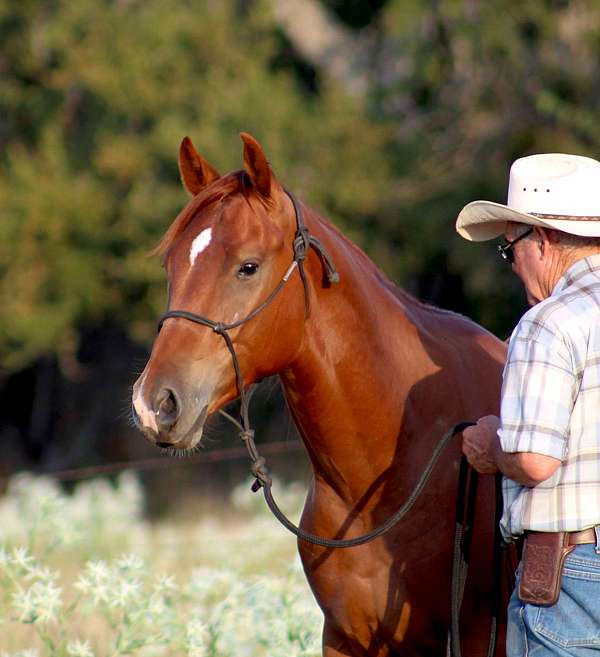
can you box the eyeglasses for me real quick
[497,228,533,264]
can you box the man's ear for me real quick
[534,227,552,257]
[178,136,220,196]
[240,132,271,198]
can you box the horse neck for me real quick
[279,207,424,498]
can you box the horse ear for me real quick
[178,136,220,196]
[240,132,271,198]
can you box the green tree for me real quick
[0,0,394,371]
[4,0,600,373]
[368,0,600,331]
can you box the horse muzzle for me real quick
[132,374,211,450]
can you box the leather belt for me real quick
[568,527,598,545]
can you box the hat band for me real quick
[530,212,600,221]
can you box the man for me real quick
[455,152,600,656]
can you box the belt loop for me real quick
[594,526,600,554]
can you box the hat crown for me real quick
[507,153,600,216]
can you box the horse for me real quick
[132,132,508,656]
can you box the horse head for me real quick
[132,134,309,450]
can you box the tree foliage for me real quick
[2,0,600,373]
[369,0,600,330]
[0,0,393,371]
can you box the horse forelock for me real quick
[153,172,253,258]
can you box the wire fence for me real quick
[0,439,303,485]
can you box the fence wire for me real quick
[0,440,303,485]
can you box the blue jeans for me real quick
[507,543,600,656]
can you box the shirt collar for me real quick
[552,253,600,296]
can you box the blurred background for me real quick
[2,0,600,511]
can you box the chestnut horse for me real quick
[132,133,507,656]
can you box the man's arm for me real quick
[462,415,561,487]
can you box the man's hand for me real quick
[462,415,562,485]
[462,415,501,474]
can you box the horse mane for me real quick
[154,177,480,329]
[153,171,249,257]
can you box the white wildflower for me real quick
[75,561,111,605]
[35,565,59,583]
[86,560,110,581]
[11,547,36,572]
[154,573,177,594]
[12,579,62,623]
[109,576,142,608]
[146,594,168,616]
[66,640,95,657]
[12,586,36,622]
[186,618,209,657]
[116,553,144,572]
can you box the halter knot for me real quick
[250,456,271,489]
[292,230,340,285]
[240,429,255,442]
[293,228,311,263]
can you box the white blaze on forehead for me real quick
[189,228,213,267]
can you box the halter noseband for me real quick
[157,189,339,487]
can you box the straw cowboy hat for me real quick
[456,153,600,241]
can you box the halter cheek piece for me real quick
[157,189,339,490]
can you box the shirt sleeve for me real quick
[498,316,576,461]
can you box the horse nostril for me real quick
[155,388,180,430]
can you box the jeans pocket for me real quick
[529,550,600,648]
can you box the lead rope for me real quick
[448,459,502,657]
[450,454,479,657]
[228,413,474,547]
[221,386,498,657]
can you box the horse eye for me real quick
[237,261,260,278]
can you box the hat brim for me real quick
[456,201,600,241]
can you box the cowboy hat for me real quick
[456,153,600,241]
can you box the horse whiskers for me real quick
[121,398,139,426]
[197,415,220,446]
[158,445,196,459]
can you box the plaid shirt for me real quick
[499,254,600,541]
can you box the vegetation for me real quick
[3,0,600,371]
[0,0,393,371]
[0,473,320,656]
